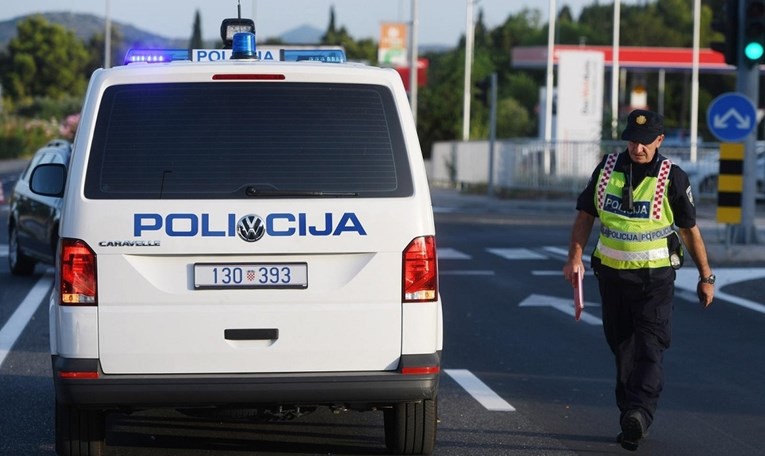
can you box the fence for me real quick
[428,139,722,196]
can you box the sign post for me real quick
[706,92,759,243]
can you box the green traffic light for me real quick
[745,41,765,61]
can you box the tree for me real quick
[0,15,89,101]
[321,6,377,62]
[86,23,124,75]
[190,10,204,50]
[326,6,337,37]
[474,9,490,49]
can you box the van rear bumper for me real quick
[52,354,440,408]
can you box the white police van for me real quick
[28,16,442,456]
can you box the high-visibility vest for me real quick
[593,153,675,270]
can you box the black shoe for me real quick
[619,410,646,451]
[617,430,650,443]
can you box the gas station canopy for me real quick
[512,45,731,72]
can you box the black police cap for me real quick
[621,109,665,144]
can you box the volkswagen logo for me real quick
[237,215,265,242]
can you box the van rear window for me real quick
[85,82,413,199]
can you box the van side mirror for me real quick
[30,163,67,197]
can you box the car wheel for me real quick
[384,399,437,455]
[8,226,36,276]
[699,175,718,196]
[55,400,105,456]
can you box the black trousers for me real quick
[597,274,674,429]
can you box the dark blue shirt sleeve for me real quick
[575,158,605,217]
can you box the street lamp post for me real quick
[410,0,419,123]
[104,0,111,69]
[462,0,474,141]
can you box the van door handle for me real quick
[224,329,279,340]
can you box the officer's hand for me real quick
[697,282,714,308]
[563,262,583,288]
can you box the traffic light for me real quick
[743,0,765,66]
[711,0,739,66]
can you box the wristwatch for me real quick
[699,274,716,284]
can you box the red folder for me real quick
[574,270,584,321]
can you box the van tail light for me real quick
[402,236,438,302]
[401,366,440,375]
[60,239,97,306]
[58,371,99,379]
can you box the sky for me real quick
[0,0,591,47]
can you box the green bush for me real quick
[0,115,60,159]
[14,95,82,120]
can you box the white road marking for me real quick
[675,269,765,314]
[444,369,516,411]
[527,267,765,316]
[438,248,472,259]
[488,248,547,260]
[542,246,569,256]
[518,293,603,325]
[0,273,53,368]
[532,270,594,277]
[0,243,7,258]
[440,270,495,276]
[543,246,591,264]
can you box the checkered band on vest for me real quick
[597,153,618,210]
[651,159,672,220]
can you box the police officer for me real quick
[562,109,714,451]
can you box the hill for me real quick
[0,12,195,51]
[0,13,332,50]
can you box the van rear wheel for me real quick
[384,399,437,455]
[55,400,105,456]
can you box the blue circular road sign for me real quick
[707,92,757,142]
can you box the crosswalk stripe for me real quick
[488,248,547,260]
[439,247,565,261]
[440,270,494,276]
[444,369,516,411]
[438,248,472,259]
[542,246,568,256]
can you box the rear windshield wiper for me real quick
[245,186,359,197]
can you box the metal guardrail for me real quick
[428,139,722,196]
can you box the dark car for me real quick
[8,139,71,275]
[679,147,765,199]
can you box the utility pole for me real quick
[736,66,760,244]
[104,0,111,69]
[710,0,761,244]
[410,0,419,123]
[462,0,474,141]
[735,0,762,244]
[487,73,497,197]
[543,0,557,174]
[610,0,620,139]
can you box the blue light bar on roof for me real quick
[124,49,190,65]
[231,32,257,59]
[124,47,347,65]
[280,49,346,63]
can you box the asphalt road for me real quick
[2,166,765,455]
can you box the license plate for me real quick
[194,263,307,289]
